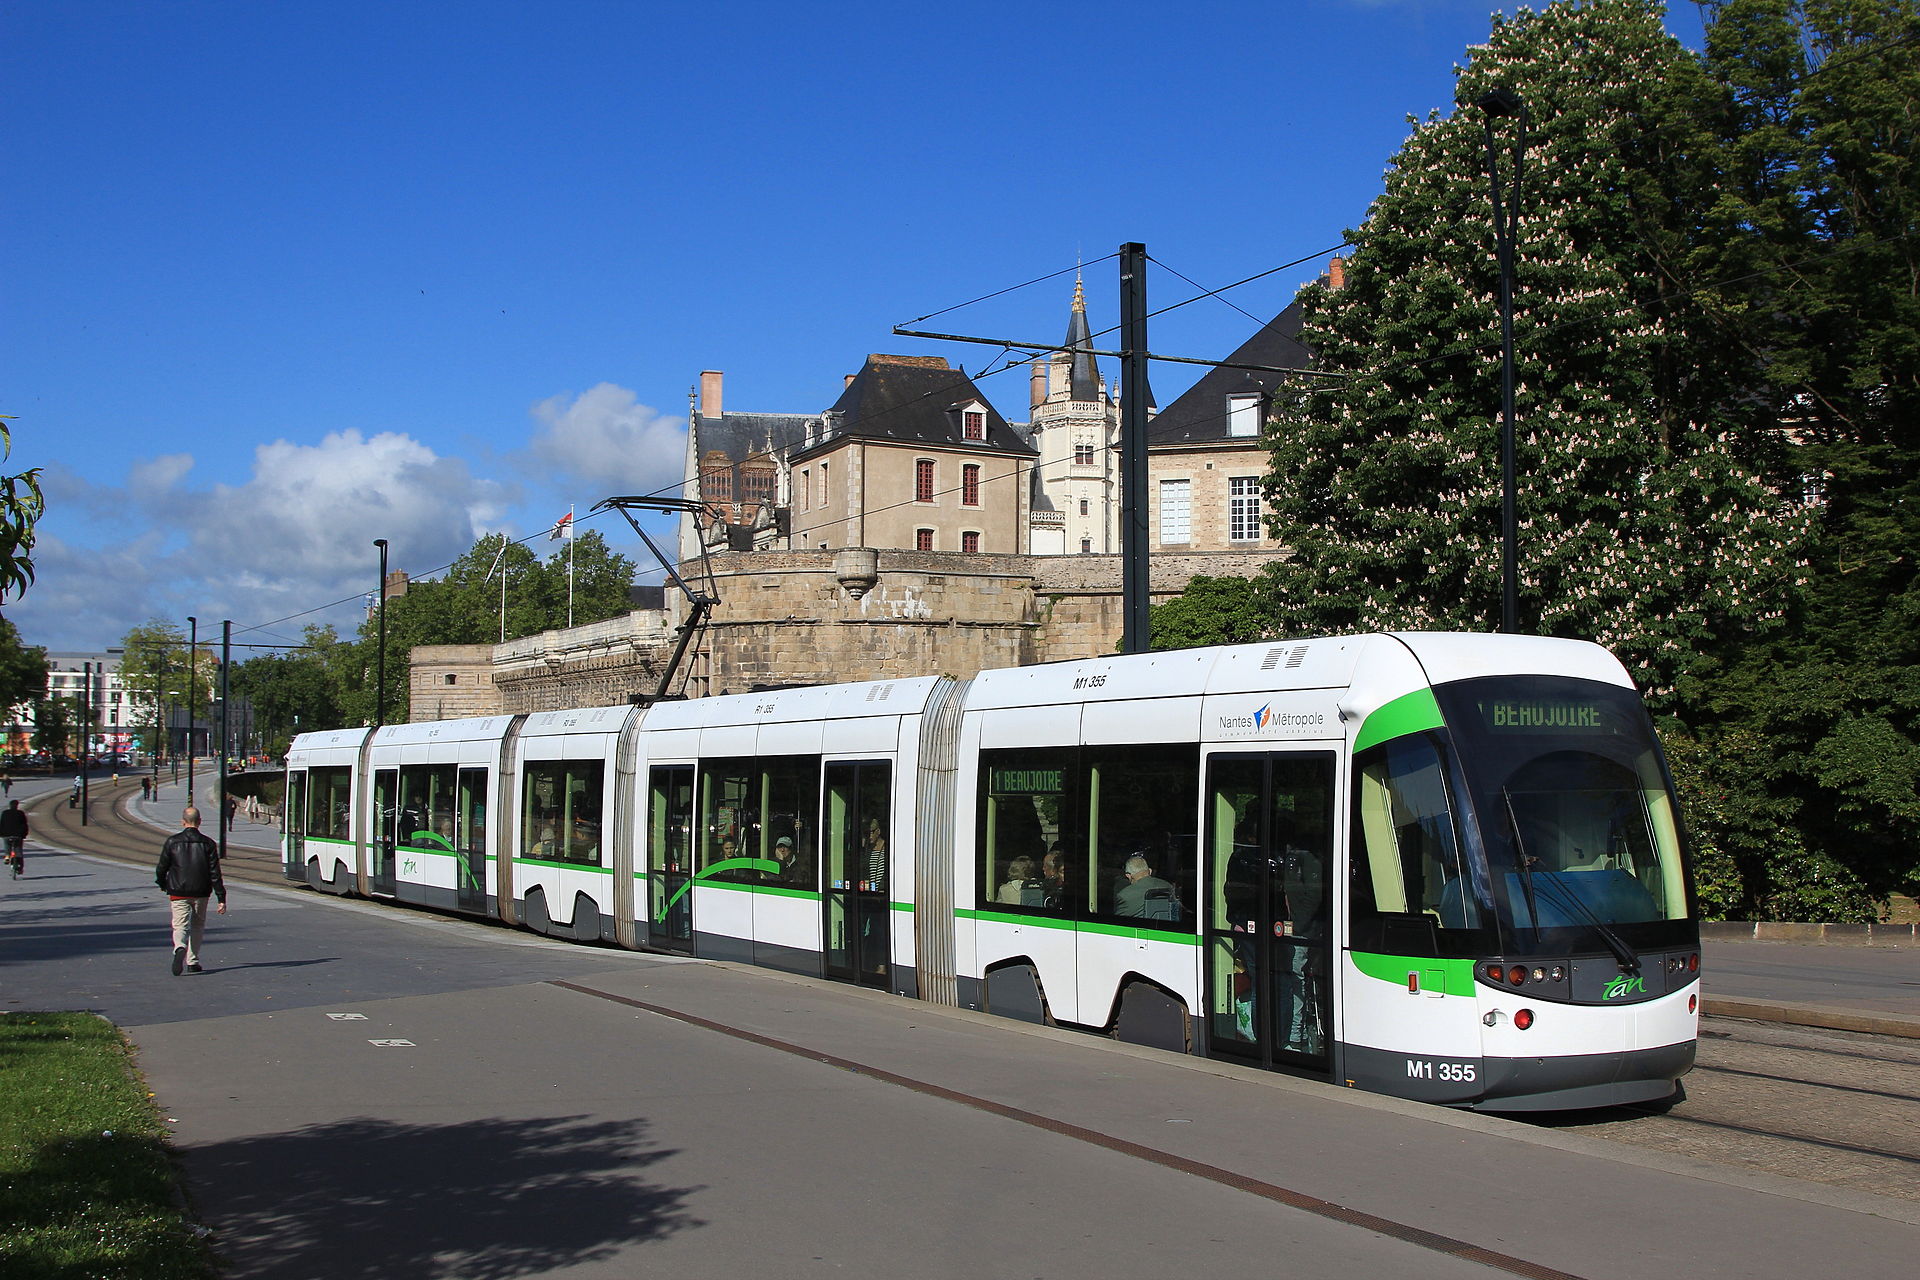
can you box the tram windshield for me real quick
[1435,675,1692,953]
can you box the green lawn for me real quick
[0,1012,217,1279]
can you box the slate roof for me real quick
[1062,279,1104,403]
[694,411,817,467]
[792,355,1035,459]
[1147,300,1314,446]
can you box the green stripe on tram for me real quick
[1348,950,1477,996]
[1354,688,1444,753]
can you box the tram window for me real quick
[306,766,352,840]
[522,760,605,866]
[399,763,457,850]
[979,749,1071,914]
[1350,735,1486,956]
[759,756,820,887]
[699,756,821,886]
[1495,752,1678,927]
[978,745,1198,929]
[649,766,695,873]
[1089,746,1198,928]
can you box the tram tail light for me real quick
[1514,1009,1535,1031]
[1689,953,1699,973]
[1507,964,1527,986]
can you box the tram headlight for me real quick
[1548,965,1565,983]
[1514,1008,1535,1031]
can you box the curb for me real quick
[1703,996,1920,1040]
[1701,920,1916,946]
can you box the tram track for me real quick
[1543,1016,1920,1203]
[23,783,291,889]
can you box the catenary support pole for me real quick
[218,621,230,864]
[1119,242,1152,654]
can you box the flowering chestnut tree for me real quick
[1254,0,1810,704]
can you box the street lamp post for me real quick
[1478,86,1529,636]
[374,539,388,728]
[186,617,197,803]
[79,661,93,825]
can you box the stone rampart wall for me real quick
[408,547,1284,717]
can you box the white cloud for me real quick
[5,429,512,651]
[196,429,512,592]
[527,383,687,501]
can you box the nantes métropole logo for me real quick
[1217,704,1268,733]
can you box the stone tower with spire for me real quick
[1025,276,1123,554]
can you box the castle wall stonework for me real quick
[408,548,1282,717]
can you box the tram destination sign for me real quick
[988,767,1063,796]
[1478,698,1613,734]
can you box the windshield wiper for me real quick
[1501,789,1543,929]
[1502,789,1640,974]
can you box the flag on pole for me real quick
[550,511,573,541]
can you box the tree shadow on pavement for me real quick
[186,1113,703,1279]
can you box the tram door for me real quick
[646,765,695,953]
[822,761,891,987]
[1204,753,1334,1071]
[284,770,307,882]
[370,767,398,896]
[456,767,487,913]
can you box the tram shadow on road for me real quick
[186,1113,703,1278]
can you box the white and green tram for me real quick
[284,632,1698,1110]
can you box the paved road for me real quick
[5,837,1917,1277]
[1704,938,1920,1018]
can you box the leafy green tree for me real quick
[229,624,349,755]
[116,620,211,758]
[31,695,79,756]
[0,615,48,716]
[1658,0,1920,911]
[1254,0,1809,704]
[1148,576,1278,651]
[0,418,44,600]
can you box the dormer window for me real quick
[963,409,986,441]
[1227,393,1262,438]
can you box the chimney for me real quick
[1327,257,1346,290]
[844,374,856,390]
[1031,358,1047,410]
[700,370,724,419]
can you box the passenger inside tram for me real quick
[1115,854,1178,920]
[998,856,1041,905]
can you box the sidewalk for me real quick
[122,768,283,853]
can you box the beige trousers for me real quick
[169,897,210,966]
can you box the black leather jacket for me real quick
[156,828,225,901]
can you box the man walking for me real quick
[0,799,27,877]
[155,806,226,974]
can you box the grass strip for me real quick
[0,1012,216,1279]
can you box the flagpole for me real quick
[567,504,575,629]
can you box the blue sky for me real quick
[1,0,1707,654]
